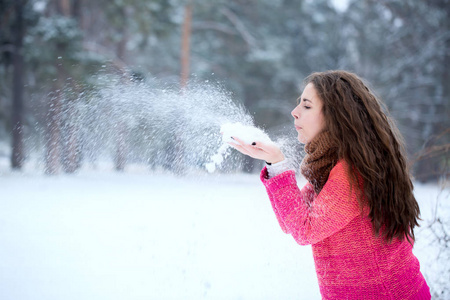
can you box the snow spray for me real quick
[43,74,294,174]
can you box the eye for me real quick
[303,105,311,109]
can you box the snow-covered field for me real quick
[0,164,447,300]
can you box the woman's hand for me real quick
[228,136,285,164]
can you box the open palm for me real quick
[228,136,285,164]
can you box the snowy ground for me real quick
[0,164,447,300]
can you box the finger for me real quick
[227,142,252,156]
[231,137,264,154]
[235,138,265,152]
[240,143,267,159]
[252,140,278,152]
[246,141,268,153]
[250,141,263,149]
[231,136,250,146]
[227,141,240,148]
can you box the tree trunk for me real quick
[180,2,192,88]
[167,3,193,175]
[45,48,64,175]
[413,3,450,182]
[62,0,83,174]
[72,0,83,24]
[114,124,126,172]
[62,87,80,174]
[45,0,71,174]
[11,0,25,169]
[45,98,61,175]
[113,7,129,172]
[55,0,71,16]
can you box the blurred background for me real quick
[0,0,448,180]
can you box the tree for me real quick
[345,0,450,181]
[45,0,75,174]
[1,0,446,178]
[11,0,26,169]
[180,1,193,88]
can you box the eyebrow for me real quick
[296,97,313,105]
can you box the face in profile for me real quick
[291,83,326,144]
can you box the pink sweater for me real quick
[261,161,431,300]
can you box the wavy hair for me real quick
[304,70,420,243]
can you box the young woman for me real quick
[229,70,431,299]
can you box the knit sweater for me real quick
[261,160,431,300]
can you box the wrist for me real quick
[265,158,292,178]
[266,154,285,165]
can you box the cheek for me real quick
[304,113,326,142]
[317,115,326,132]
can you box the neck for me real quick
[301,131,338,194]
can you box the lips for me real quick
[295,125,302,131]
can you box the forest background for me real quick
[0,0,448,181]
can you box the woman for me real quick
[229,70,431,299]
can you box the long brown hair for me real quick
[304,70,420,243]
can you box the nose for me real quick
[291,105,300,119]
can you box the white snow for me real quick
[220,122,274,145]
[0,168,318,300]
[0,166,447,300]
[205,144,230,173]
[205,122,276,173]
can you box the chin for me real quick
[297,135,307,144]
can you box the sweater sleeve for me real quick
[261,167,289,233]
[260,161,362,245]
